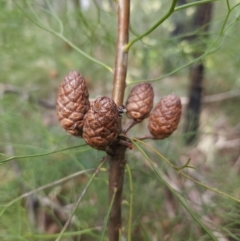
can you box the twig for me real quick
[0,83,55,109]
[56,160,105,241]
[2,169,94,213]
[215,138,240,150]
[14,0,113,73]
[36,195,78,225]
[111,2,130,106]
[174,0,218,12]
[122,119,137,133]
[0,88,39,229]
[136,135,154,140]
[2,78,240,110]
[203,89,240,103]
[125,0,178,51]
[180,89,240,105]
[108,148,126,241]
[108,0,130,240]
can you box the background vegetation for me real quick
[0,0,240,240]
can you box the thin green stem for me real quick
[122,200,150,241]
[24,227,100,239]
[132,140,240,205]
[100,187,117,241]
[127,23,229,85]
[226,0,231,11]
[132,138,194,171]
[220,8,231,35]
[45,0,64,34]
[125,0,178,51]
[55,160,105,241]
[174,0,219,12]
[55,32,113,73]
[0,169,94,218]
[0,235,26,241]
[0,144,90,164]
[220,2,240,35]
[14,0,113,73]
[180,172,240,204]
[127,47,215,85]
[126,164,133,241]
[134,142,217,241]
[15,0,52,32]
[128,0,239,85]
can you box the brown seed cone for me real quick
[56,71,90,136]
[125,83,154,122]
[83,96,121,150]
[148,94,182,139]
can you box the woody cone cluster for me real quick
[56,71,182,151]
[56,71,120,151]
[125,83,181,139]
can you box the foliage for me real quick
[1,0,240,240]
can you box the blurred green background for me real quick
[1,0,240,240]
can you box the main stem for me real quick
[112,0,130,106]
[109,0,130,241]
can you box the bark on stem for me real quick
[108,146,127,241]
[108,0,130,241]
[112,0,130,106]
